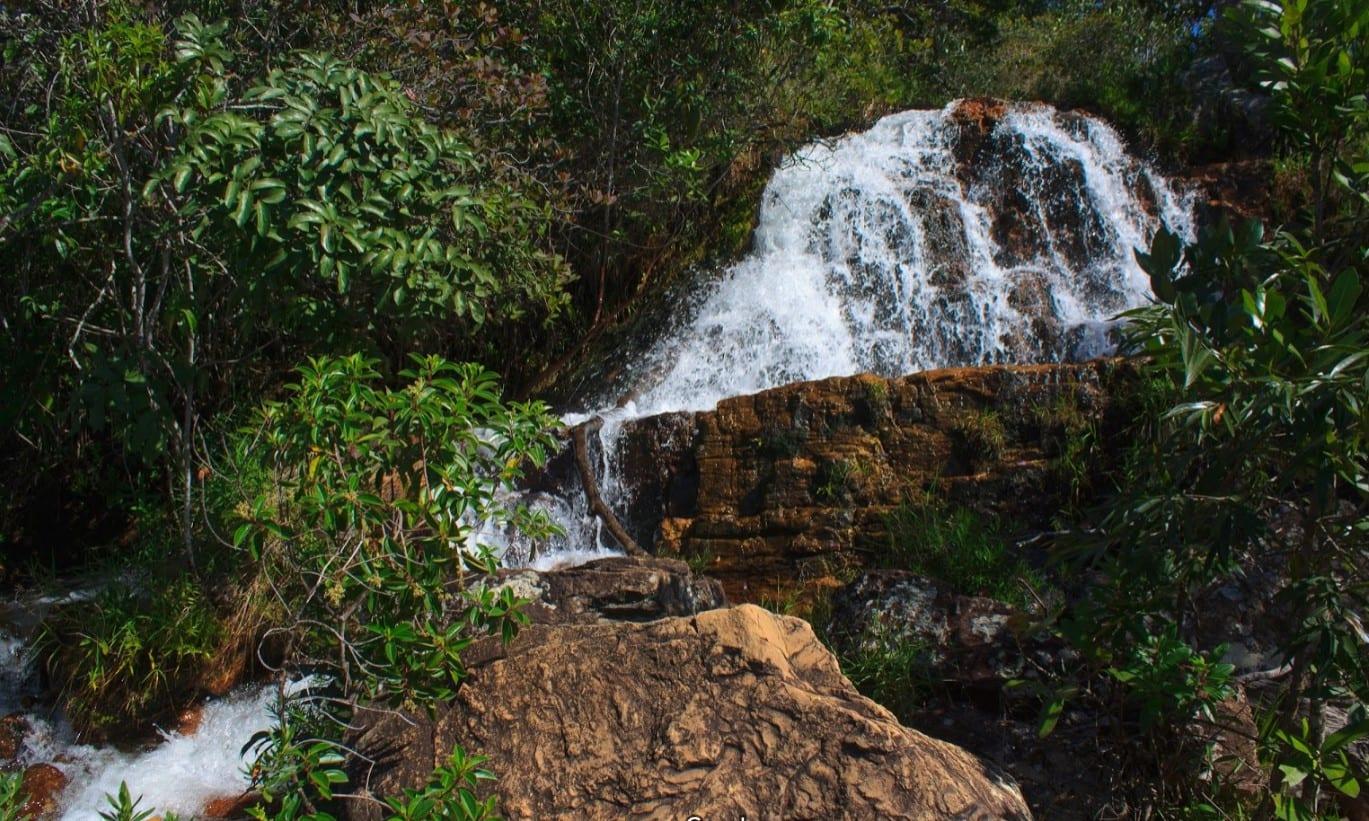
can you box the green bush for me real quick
[234,354,557,706]
[0,11,570,559]
[1051,1,1369,812]
[881,499,1041,607]
[940,0,1213,160]
[41,574,224,736]
[231,354,557,816]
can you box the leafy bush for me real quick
[0,11,570,558]
[381,747,500,821]
[940,0,1217,161]
[1106,628,1235,732]
[1051,1,1369,812]
[234,354,557,706]
[231,354,557,815]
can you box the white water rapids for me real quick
[1,101,1191,816]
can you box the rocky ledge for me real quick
[544,360,1137,602]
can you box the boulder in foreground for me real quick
[345,604,1030,820]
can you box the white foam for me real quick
[528,546,623,572]
[53,685,276,820]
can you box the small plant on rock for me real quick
[882,499,1042,607]
[949,410,1008,469]
[814,458,859,502]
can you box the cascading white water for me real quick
[611,102,1190,417]
[1,626,283,820]
[500,101,1193,562]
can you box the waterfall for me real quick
[0,102,1193,811]
[499,100,1193,562]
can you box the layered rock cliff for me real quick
[547,360,1137,602]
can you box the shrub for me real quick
[1032,392,1098,512]
[40,573,224,736]
[1051,2,1369,812]
[0,11,570,561]
[234,354,558,706]
[881,499,1041,607]
[940,0,1214,161]
[231,354,558,815]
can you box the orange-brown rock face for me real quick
[608,360,1134,602]
[345,605,1031,820]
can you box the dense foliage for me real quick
[0,0,1236,565]
[1050,0,1369,814]
[0,12,567,563]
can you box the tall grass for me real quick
[880,499,1043,607]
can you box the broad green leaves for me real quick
[235,355,558,706]
[156,39,570,345]
[0,11,571,551]
[233,355,555,819]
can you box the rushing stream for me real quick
[2,101,1192,817]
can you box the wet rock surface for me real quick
[0,714,27,767]
[19,763,67,819]
[344,604,1031,820]
[200,791,259,819]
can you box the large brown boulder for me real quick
[345,605,1030,820]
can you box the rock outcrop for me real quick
[483,555,724,625]
[566,360,1135,602]
[827,570,1060,694]
[345,604,1030,820]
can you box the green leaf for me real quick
[1328,270,1362,326]
[1277,763,1309,789]
[1325,756,1361,798]
[1037,698,1065,738]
